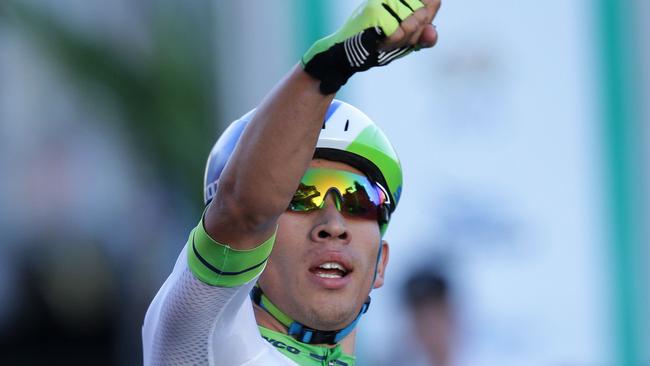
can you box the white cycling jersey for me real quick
[142,218,355,366]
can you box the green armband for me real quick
[187,218,276,287]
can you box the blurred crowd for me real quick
[0,1,216,364]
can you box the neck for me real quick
[253,303,357,355]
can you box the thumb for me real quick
[417,24,438,48]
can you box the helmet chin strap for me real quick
[250,241,383,345]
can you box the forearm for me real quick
[204,0,440,249]
[205,65,335,248]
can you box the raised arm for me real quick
[204,68,334,249]
[205,0,440,250]
[144,2,440,364]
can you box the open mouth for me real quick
[309,262,351,279]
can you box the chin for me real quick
[301,299,360,331]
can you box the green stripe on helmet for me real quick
[345,125,403,207]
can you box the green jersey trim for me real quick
[259,327,356,366]
[187,217,276,287]
[257,289,295,327]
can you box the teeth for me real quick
[316,272,343,279]
[318,262,346,271]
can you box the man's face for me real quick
[258,159,390,331]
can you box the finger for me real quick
[408,26,425,46]
[380,26,406,51]
[379,0,431,50]
[399,15,422,47]
[381,10,429,50]
[406,7,430,45]
[420,0,442,24]
[417,24,438,48]
[419,0,441,10]
[402,0,425,12]
[385,0,415,21]
[400,14,419,37]
[412,5,431,25]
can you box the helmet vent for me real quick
[344,119,350,131]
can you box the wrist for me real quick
[301,52,354,95]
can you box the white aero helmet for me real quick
[204,99,403,234]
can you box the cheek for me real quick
[277,211,311,234]
[356,221,381,251]
[275,213,309,250]
[350,222,382,275]
[268,214,310,271]
[260,236,298,293]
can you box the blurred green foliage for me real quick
[1,1,218,209]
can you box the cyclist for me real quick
[143,1,441,364]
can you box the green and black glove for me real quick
[302,0,425,94]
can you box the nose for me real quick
[309,192,350,243]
